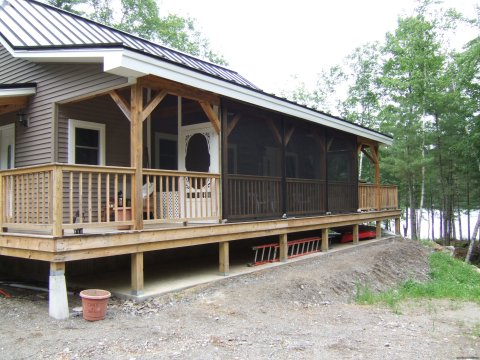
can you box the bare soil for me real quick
[1,237,480,359]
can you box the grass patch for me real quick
[355,251,480,308]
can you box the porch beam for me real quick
[109,90,131,121]
[199,101,221,134]
[226,113,241,138]
[285,126,295,146]
[138,75,220,106]
[266,119,282,145]
[0,104,25,116]
[131,252,144,295]
[141,90,168,122]
[219,241,229,276]
[130,83,144,230]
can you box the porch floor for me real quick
[68,234,395,300]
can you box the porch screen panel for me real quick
[326,130,358,213]
[224,106,282,220]
[285,120,326,215]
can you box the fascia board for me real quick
[107,50,393,145]
[0,87,36,97]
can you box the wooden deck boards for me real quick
[0,210,401,262]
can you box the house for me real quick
[0,0,400,318]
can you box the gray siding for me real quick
[58,96,131,166]
[0,44,128,167]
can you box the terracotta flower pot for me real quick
[79,289,111,321]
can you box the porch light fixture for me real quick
[16,111,28,127]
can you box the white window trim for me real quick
[68,119,106,165]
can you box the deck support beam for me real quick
[131,252,144,295]
[376,221,382,239]
[219,241,229,276]
[321,228,329,252]
[353,224,359,244]
[395,218,401,235]
[49,262,69,319]
[279,233,288,262]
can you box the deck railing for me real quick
[143,169,220,224]
[225,174,282,219]
[286,178,326,215]
[0,164,220,234]
[358,184,398,211]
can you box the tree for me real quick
[46,0,227,65]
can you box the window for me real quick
[68,119,105,165]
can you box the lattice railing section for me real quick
[250,237,321,266]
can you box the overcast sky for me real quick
[159,0,478,94]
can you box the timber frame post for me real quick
[131,83,144,230]
[395,217,401,235]
[52,166,63,237]
[359,140,381,211]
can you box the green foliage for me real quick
[46,0,227,65]
[356,251,480,308]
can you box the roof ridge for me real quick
[18,0,238,74]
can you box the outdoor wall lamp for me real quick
[16,111,29,127]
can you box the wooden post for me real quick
[131,252,144,295]
[131,83,143,230]
[321,228,329,251]
[219,241,229,276]
[376,220,382,239]
[49,262,69,319]
[395,217,401,235]
[373,146,381,211]
[279,233,288,262]
[52,166,63,237]
[0,174,4,233]
[353,224,359,244]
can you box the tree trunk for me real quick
[465,212,480,263]
[457,207,462,240]
[409,180,418,240]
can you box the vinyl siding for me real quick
[0,44,128,167]
[58,96,131,166]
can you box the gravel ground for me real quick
[1,237,480,359]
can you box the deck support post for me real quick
[131,252,144,296]
[131,83,144,231]
[321,228,329,252]
[279,233,288,262]
[395,218,401,235]
[49,262,69,319]
[219,241,229,276]
[376,221,382,239]
[353,224,359,244]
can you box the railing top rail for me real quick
[226,174,282,181]
[59,164,136,174]
[286,178,326,183]
[359,183,398,189]
[143,168,220,178]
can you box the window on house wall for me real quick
[68,119,105,165]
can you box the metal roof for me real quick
[0,0,393,144]
[0,0,259,90]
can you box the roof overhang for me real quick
[1,40,392,145]
[0,83,37,115]
[105,50,393,145]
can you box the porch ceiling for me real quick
[0,84,37,115]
